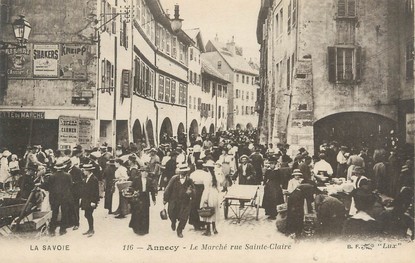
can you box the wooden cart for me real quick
[223,185,263,223]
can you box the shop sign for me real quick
[406,113,415,144]
[0,111,45,119]
[33,44,59,77]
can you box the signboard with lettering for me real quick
[78,118,94,149]
[6,46,32,78]
[60,44,88,79]
[406,113,415,144]
[33,44,60,77]
[58,116,79,150]
[0,111,45,119]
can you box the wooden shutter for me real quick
[347,0,356,17]
[355,46,362,82]
[121,70,131,98]
[338,0,346,17]
[328,47,337,82]
[0,52,8,97]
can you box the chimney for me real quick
[214,33,219,42]
[226,36,236,55]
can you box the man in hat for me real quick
[25,146,45,171]
[68,159,84,230]
[176,145,186,165]
[39,161,73,236]
[233,155,257,185]
[80,164,100,237]
[163,164,196,238]
[287,169,303,194]
[188,160,210,230]
[262,156,284,220]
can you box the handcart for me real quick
[223,185,263,223]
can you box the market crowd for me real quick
[0,128,413,240]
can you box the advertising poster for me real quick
[60,44,88,79]
[58,116,79,150]
[33,44,59,77]
[78,117,95,149]
[6,46,32,78]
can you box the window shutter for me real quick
[328,47,336,82]
[347,0,356,17]
[0,52,8,97]
[355,46,362,82]
[121,70,131,98]
[338,0,346,17]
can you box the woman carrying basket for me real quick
[199,160,220,236]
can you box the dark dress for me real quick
[129,174,156,235]
[69,166,84,227]
[103,165,116,212]
[262,169,284,217]
[342,217,382,238]
[250,153,264,184]
[286,183,316,236]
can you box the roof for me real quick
[206,40,259,76]
[184,28,205,52]
[201,58,230,83]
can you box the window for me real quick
[190,48,193,60]
[155,24,161,47]
[235,105,239,115]
[328,46,362,82]
[166,31,171,55]
[198,98,202,111]
[236,89,240,98]
[193,72,197,84]
[133,58,140,93]
[145,67,151,97]
[275,13,279,37]
[251,106,254,114]
[246,106,249,115]
[336,20,356,44]
[171,80,176,103]
[292,0,297,28]
[224,74,230,81]
[242,91,245,100]
[287,57,291,89]
[407,41,414,79]
[141,62,145,94]
[179,43,184,63]
[251,91,254,101]
[165,78,170,102]
[287,2,291,34]
[236,74,239,82]
[161,28,166,51]
[189,70,193,83]
[218,61,222,69]
[172,37,177,59]
[120,20,128,48]
[337,0,356,18]
[149,70,154,98]
[218,106,221,119]
[252,77,254,85]
[279,9,283,35]
[146,9,151,36]
[298,104,308,111]
[189,95,192,108]
[194,97,196,109]
[246,91,249,100]
[241,105,244,115]
[158,75,164,101]
[112,7,117,34]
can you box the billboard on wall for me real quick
[33,44,60,77]
[58,116,95,150]
[6,47,32,78]
[60,44,88,79]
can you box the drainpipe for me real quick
[154,101,159,146]
[95,33,101,148]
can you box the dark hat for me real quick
[318,153,326,159]
[268,156,278,163]
[298,147,306,153]
[85,148,93,153]
[351,188,376,211]
[107,158,116,165]
[81,163,95,171]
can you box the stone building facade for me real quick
[257,0,414,156]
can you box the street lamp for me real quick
[12,15,32,46]
[0,15,31,49]
[170,4,183,33]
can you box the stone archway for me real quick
[160,117,173,144]
[132,119,142,144]
[209,123,215,135]
[189,119,198,143]
[313,111,396,152]
[177,122,186,146]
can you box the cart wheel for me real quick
[224,199,229,219]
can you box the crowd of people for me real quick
[0,128,413,240]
